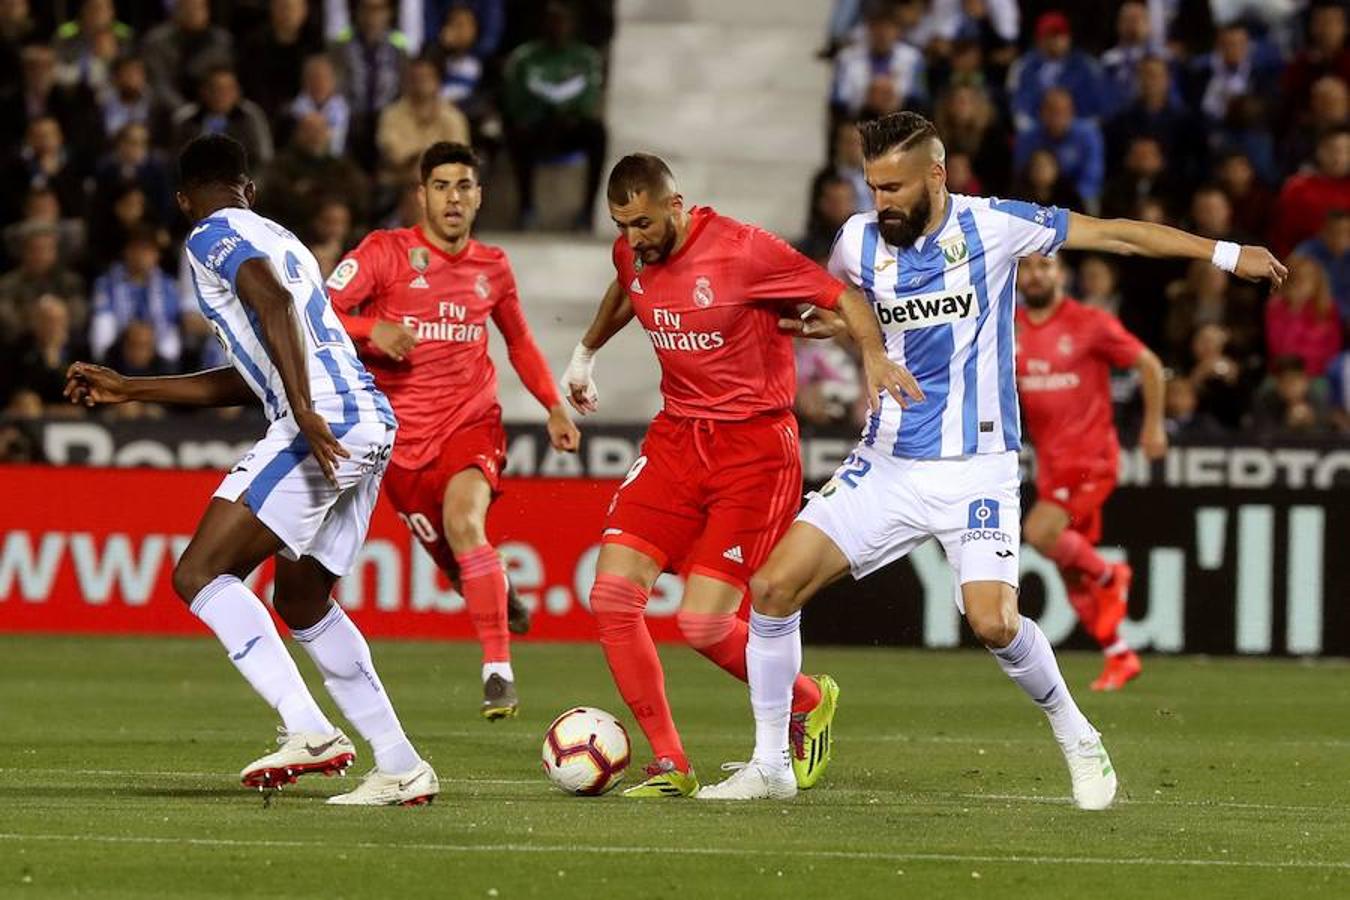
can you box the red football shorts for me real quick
[602,410,803,592]
[1037,462,1116,545]
[382,407,507,575]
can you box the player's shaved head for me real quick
[607,153,685,266]
[176,134,254,223]
[859,111,945,166]
[858,112,948,248]
[606,153,676,206]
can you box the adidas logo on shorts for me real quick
[722,545,744,563]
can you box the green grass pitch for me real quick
[1,635,1347,899]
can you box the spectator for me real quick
[89,184,161,274]
[796,338,863,428]
[171,66,274,167]
[1281,75,1348,175]
[239,0,325,126]
[1100,135,1172,220]
[1188,23,1278,123]
[1163,374,1226,440]
[1215,150,1276,240]
[92,122,173,231]
[1326,348,1350,431]
[1293,208,1350,319]
[1164,259,1263,365]
[945,151,982,195]
[0,43,103,168]
[308,197,355,279]
[377,57,470,189]
[260,112,371,231]
[8,294,85,411]
[0,0,35,90]
[1212,94,1280,189]
[53,0,132,90]
[1269,125,1350,257]
[933,83,1010,195]
[503,1,607,229]
[1077,255,1121,317]
[98,54,172,147]
[1007,11,1104,132]
[816,119,871,215]
[422,0,506,62]
[428,5,487,119]
[0,224,86,338]
[141,0,233,112]
[102,321,170,420]
[1265,254,1344,378]
[1010,148,1083,212]
[3,186,86,267]
[1012,88,1104,211]
[0,116,89,222]
[797,172,858,265]
[1188,183,1252,244]
[1188,323,1250,430]
[1104,56,1201,178]
[332,0,409,171]
[1100,1,1162,117]
[89,226,180,367]
[288,54,351,156]
[1251,354,1333,436]
[1281,1,1350,126]
[831,1,927,120]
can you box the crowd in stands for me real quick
[797,0,1350,440]
[0,0,612,430]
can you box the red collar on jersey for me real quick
[649,206,714,269]
[413,224,474,264]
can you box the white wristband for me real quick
[569,342,596,369]
[1211,241,1240,274]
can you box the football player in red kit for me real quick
[329,142,580,718]
[1015,253,1166,691]
[562,153,919,796]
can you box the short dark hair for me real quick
[606,153,675,205]
[858,111,940,161]
[1272,353,1307,376]
[177,134,249,189]
[419,141,480,183]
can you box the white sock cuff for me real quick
[749,609,800,639]
[189,575,243,618]
[291,603,346,643]
[993,615,1038,666]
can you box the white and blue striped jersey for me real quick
[185,207,395,432]
[827,194,1070,459]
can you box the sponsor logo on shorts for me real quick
[874,289,976,332]
[722,545,744,563]
[961,529,1012,546]
[967,498,1000,529]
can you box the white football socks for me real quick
[992,615,1095,747]
[747,609,801,769]
[292,603,421,775]
[482,661,515,683]
[190,575,334,735]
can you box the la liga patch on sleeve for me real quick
[327,258,359,290]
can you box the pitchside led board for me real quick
[2,420,1347,657]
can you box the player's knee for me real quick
[749,569,802,618]
[443,508,486,551]
[968,605,1020,649]
[676,610,735,649]
[588,573,646,632]
[1023,517,1059,554]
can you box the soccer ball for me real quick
[541,707,631,796]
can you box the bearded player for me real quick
[700,111,1285,806]
[1016,253,1165,692]
[328,142,580,720]
[561,153,918,797]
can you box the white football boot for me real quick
[696,760,797,801]
[326,760,440,806]
[1064,731,1118,810]
[240,728,356,789]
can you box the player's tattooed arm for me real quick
[1134,347,1168,460]
[64,363,255,407]
[1063,213,1288,287]
[235,257,349,485]
[835,288,925,411]
[564,278,633,414]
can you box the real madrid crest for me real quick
[693,275,714,308]
[1058,334,1074,356]
[474,273,491,299]
[409,247,431,288]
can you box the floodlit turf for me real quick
[0,636,1347,899]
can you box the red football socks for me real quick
[1047,529,1111,583]
[455,545,510,664]
[678,611,822,714]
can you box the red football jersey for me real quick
[1016,297,1144,475]
[328,226,559,469]
[612,207,846,419]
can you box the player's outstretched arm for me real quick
[64,362,256,408]
[1134,347,1168,460]
[835,288,925,411]
[235,257,348,485]
[564,278,633,415]
[1063,213,1288,287]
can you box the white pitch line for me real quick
[0,832,1345,871]
[954,793,1345,815]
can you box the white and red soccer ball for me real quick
[541,707,631,796]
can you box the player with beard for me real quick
[699,111,1285,806]
[562,153,919,797]
[328,142,580,720]
[1016,253,1165,691]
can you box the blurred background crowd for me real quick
[0,0,1347,447]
